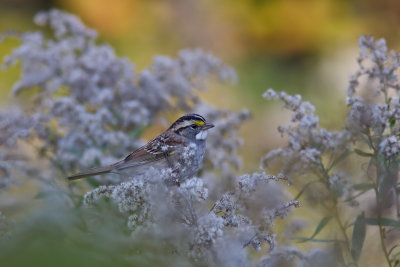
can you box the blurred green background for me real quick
[1,1,399,266]
[0,0,398,154]
[1,0,400,169]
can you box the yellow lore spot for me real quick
[194,120,205,126]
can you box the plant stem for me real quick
[374,186,393,267]
[369,126,393,267]
[320,164,354,265]
[333,200,354,265]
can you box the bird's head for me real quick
[169,114,214,140]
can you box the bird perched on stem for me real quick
[67,114,214,185]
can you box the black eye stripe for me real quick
[175,124,197,133]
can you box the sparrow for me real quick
[67,114,214,184]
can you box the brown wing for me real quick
[67,132,186,180]
[115,132,186,171]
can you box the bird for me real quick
[67,114,214,185]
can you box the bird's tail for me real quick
[67,165,115,180]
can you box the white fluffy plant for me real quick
[0,9,301,267]
[0,9,238,185]
[263,36,400,266]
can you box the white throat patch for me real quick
[196,131,208,140]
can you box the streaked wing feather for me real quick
[117,147,166,170]
[116,133,184,171]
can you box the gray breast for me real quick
[164,140,205,181]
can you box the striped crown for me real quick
[169,114,206,131]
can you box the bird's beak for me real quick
[202,122,215,130]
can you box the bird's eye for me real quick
[191,125,198,129]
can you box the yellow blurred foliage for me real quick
[226,0,356,55]
[61,0,140,37]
